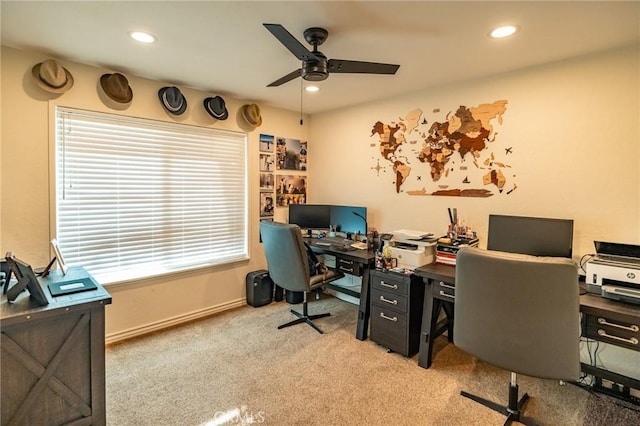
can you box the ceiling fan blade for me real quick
[267,69,302,87]
[328,59,400,75]
[263,23,318,62]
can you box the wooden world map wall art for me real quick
[370,100,515,197]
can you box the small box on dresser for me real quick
[370,269,425,357]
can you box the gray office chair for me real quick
[454,247,579,426]
[260,221,343,334]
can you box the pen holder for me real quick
[383,257,398,271]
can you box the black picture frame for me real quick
[5,253,49,306]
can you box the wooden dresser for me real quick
[1,267,111,426]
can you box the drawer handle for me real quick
[380,312,398,322]
[440,282,455,290]
[439,290,455,299]
[339,259,354,265]
[380,281,398,290]
[379,296,398,305]
[338,266,352,272]
[597,329,639,345]
[597,317,639,332]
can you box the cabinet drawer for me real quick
[336,257,361,276]
[371,272,409,296]
[371,287,408,313]
[432,279,456,301]
[370,305,409,355]
[584,314,640,352]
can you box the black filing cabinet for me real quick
[370,270,424,357]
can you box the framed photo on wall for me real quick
[276,174,307,206]
[276,137,307,171]
[259,154,274,172]
[260,173,274,190]
[259,133,274,153]
[260,192,275,217]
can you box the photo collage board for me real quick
[259,134,308,224]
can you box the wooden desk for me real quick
[1,267,112,426]
[414,263,640,395]
[306,239,375,340]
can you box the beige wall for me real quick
[2,43,640,379]
[309,44,640,380]
[1,46,307,341]
[310,45,640,258]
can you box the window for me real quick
[55,107,248,284]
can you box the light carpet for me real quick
[105,295,640,425]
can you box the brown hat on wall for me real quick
[99,73,133,103]
[31,59,74,94]
[241,103,262,128]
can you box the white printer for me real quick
[387,229,437,270]
[585,241,640,304]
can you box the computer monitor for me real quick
[288,204,331,234]
[487,214,574,258]
[5,252,49,306]
[330,205,367,237]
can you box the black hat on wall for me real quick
[32,59,74,94]
[100,73,133,103]
[158,86,187,115]
[203,96,228,120]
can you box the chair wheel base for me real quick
[278,309,331,334]
[461,383,534,426]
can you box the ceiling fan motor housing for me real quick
[302,51,328,81]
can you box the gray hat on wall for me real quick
[31,59,74,93]
[100,73,133,103]
[203,96,228,120]
[158,86,187,115]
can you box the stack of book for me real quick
[435,237,479,265]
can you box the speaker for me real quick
[246,270,273,307]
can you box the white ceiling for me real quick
[2,1,638,114]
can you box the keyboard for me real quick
[318,236,349,244]
[330,245,355,252]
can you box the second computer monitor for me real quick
[487,214,574,258]
[331,205,367,236]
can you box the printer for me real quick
[585,241,640,305]
[387,230,437,270]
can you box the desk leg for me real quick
[442,301,454,343]
[418,282,436,368]
[356,266,371,341]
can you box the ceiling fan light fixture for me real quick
[490,25,518,39]
[130,31,156,43]
[305,85,319,92]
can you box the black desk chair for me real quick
[260,221,343,334]
[454,247,580,425]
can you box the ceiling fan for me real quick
[263,23,400,87]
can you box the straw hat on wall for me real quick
[31,59,74,94]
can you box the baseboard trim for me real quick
[105,298,247,345]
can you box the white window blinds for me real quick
[55,107,248,284]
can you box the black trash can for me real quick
[245,270,273,307]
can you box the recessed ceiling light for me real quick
[490,25,518,39]
[130,31,156,43]
[305,85,319,93]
